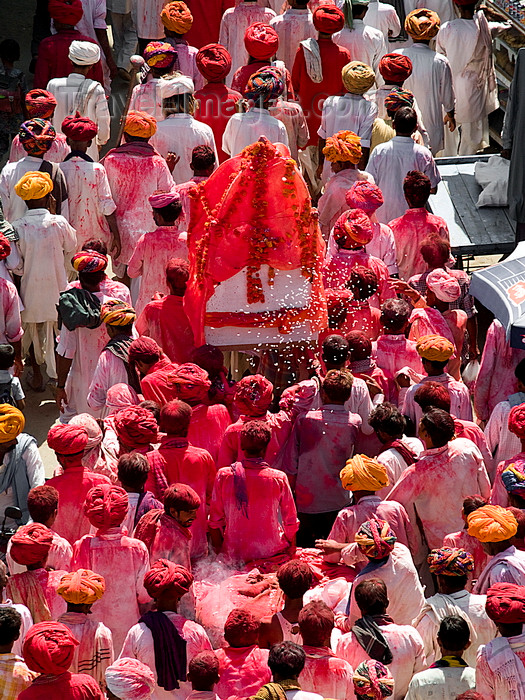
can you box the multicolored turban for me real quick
[467,505,518,543]
[161,1,193,34]
[342,61,375,95]
[18,118,56,156]
[114,406,158,447]
[25,89,57,119]
[149,190,181,209]
[48,0,84,25]
[346,181,383,213]
[244,23,279,61]
[10,523,53,566]
[355,519,397,560]
[47,423,89,455]
[14,170,53,201]
[167,363,211,405]
[340,455,389,492]
[0,234,11,262]
[508,404,525,439]
[124,111,157,139]
[234,374,273,417]
[23,622,79,675]
[61,112,98,141]
[100,299,136,326]
[383,87,414,115]
[486,582,525,624]
[312,5,345,33]
[0,405,24,443]
[426,268,461,303]
[405,8,440,40]
[323,130,362,164]
[84,483,129,530]
[333,209,373,248]
[353,659,394,700]
[244,67,284,103]
[144,559,193,598]
[415,334,454,362]
[427,547,475,577]
[71,250,108,273]
[502,459,525,495]
[196,43,232,82]
[143,41,177,69]
[378,53,413,84]
[106,658,156,699]
[56,569,105,605]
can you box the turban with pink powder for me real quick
[84,483,129,530]
[106,657,156,699]
[144,559,193,598]
[23,622,79,675]
[426,268,461,303]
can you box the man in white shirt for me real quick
[270,0,316,73]
[334,0,387,73]
[363,0,401,40]
[223,67,289,157]
[47,41,111,161]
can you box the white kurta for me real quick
[364,0,401,39]
[132,0,165,39]
[129,79,165,122]
[405,666,476,700]
[270,9,317,73]
[87,348,130,412]
[416,0,455,24]
[333,19,387,72]
[222,108,289,157]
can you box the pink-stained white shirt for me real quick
[363,0,401,39]
[300,645,355,700]
[218,411,291,468]
[388,438,491,558]
[402,373,473,424]
[130,79,164,122]
[132,0,165,40]
[59,156,116,251]
[86,346,131,412]
[318,168,374,240]
[336,621,426,700]
[476,632,525,700]
[163,39,204,92]
[372,334,424,404]
[6,568,67,623]
[270,9,317,72]
[375,436,425,498]
[333,20,387,72]
[120,611,212,700]
[9,133,70,163]
[322,248,394,307]
[209,457,299,563]
[72,525,151,652]
[340,300,382,340]
[7,530,72,576]
[58,611,114,687]
[127,227,188,315]
[0,277,23,345]
[137,510,193,571]
[388,207,449,281]
[269,98,310,161]
[222,108,290,157]
[485,400,522,467]
[188,403,231,465]
[454,416,494,481]
[474,545,525,594]
[215,645,271,700]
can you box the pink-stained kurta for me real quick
[6,568,68,622]
[408,305,466,381]
[375,436,425,499]
[9,133,70,163]
[476,632,525,700]
[18,671,104,700]
[372,334,425,404]
[217,411,291,468]
[129,79,165,122]
[300,645,355,700]
[485,400,522,468]
[388,207,449,281]
[388,438,491,559]
[209,457,299,564]
[127,227,188,315]
[341,301,382,341]
[135,510,193,570]
[402,373,473,424]
[270,8,317,75]
[0,277,23,345]
[318,168,374,240]
[443,529,490,583]
[7,530,72,576]
[322,248,395,308]
[136,294,196,365]
[58,611,114,687]
[454,416,494,481]
[120,611,212,700]
[72,526,151,652]
[215,645,271,700]
[189,403,231,464]
[47,467,112,544]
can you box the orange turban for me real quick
[14,171,53,201]
[333,209,373,247]
[0,404,24,443]
[405,8,440,40]
[57,569,105,605]
[23,622,79,675]
[10,523,53,566]
[467,505,518,543]
[124,110,157,139]
[323,130,361,164]
[416,334,454,362]
[340,454,389,492]
[161,1,193,34]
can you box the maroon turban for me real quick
[486,582,525,624]
[144,559,193,598]
[10,523,53,566]
[0,234,11,261]
[165,483,201,512]
[61,112,98,141]
[312,5,345,34]
[47,423,89,455]
[128,337,162,365]
[25,89,57,119]
[196,43,232,82]
[23,622,79,675]
[167,363,211,405]
[234,374,273,417]
[84,483,129,530]
[378,53,413,84]
[244,23,279,61]
[114,406,158,447]
[48,0,84,25]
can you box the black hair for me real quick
[0,344,15,370]
[117,452,150,491]
[437,615,470,651]
[420,408,455,447]
[0,607,21,646]
[368,403,405,438]
[0,40,20,63]
[516,358,525,386]
[153,200,183,223]
[394,106,417,134]
[268,641,306,678]
[322,334,349,366]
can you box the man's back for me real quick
[223,109,289,157]
[406,665,476,700]
[270,9,317,70]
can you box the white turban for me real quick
[68,40,101,66]
[426,268,461,303]
[160,75,195,99]
[105,658,155,699]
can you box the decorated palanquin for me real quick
[185,138,328,348]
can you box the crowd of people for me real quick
[0,0,521,696]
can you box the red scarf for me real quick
[380,439,418,466]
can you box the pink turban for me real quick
[128,337,162,365]
[426,268,461,303]
[10,523,53,566]
[106,383,140,415]
[114,406,158,447]
[334,209,374,248]
[23,622,79,675]
[167,363,211,405]
[106,658,156,699]
[234,374,273,417]
[144,559,193,598]
[346,181,384,213]
[148,190,181,209]
[84,483,129,530]
[47,423,89,455]
[69,413,103,470]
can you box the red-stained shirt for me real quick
[215,645,271,700]
[194,84,242,163]
[218,411,292,468]
[33,30,103,89]
[18,672,104,700]
[189,403,232,464]
[140,361,180,405]
[136,295,195,364]
[185,0,236,49]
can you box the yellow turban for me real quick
[14,171,53,201]
[467,505,518,543]
[57,569,105,605]
[416,334,454,362]
[161,1,193,34]
[0,405,25,443]
[342,61,375,95]
[100,299,136,326]
[340,454,389,492]
[323,130,362,164]
[405,8,440,40]
[124,110,157,139]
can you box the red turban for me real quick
[144,559,193,598]
[128,337,162,365]
[48,0,83,25]
[84,483,129,530]
[378,53,413,84]
[167,363,211,405]
[312,5,345,34]
[61,112,98,141]
[234,374,273,417]
[244,23,279,61]
[196,43,232,82]
[47,423,89,455]
[25,89,57,119]
[486,582,525,624]
[509,404,525,439]
[114,406,158,447]
[165,483,201,511]
[23,622,79,675]
[10,523,53,566]
[346,181,383,213]
[0,234,11,261]
[334,208,374,248]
